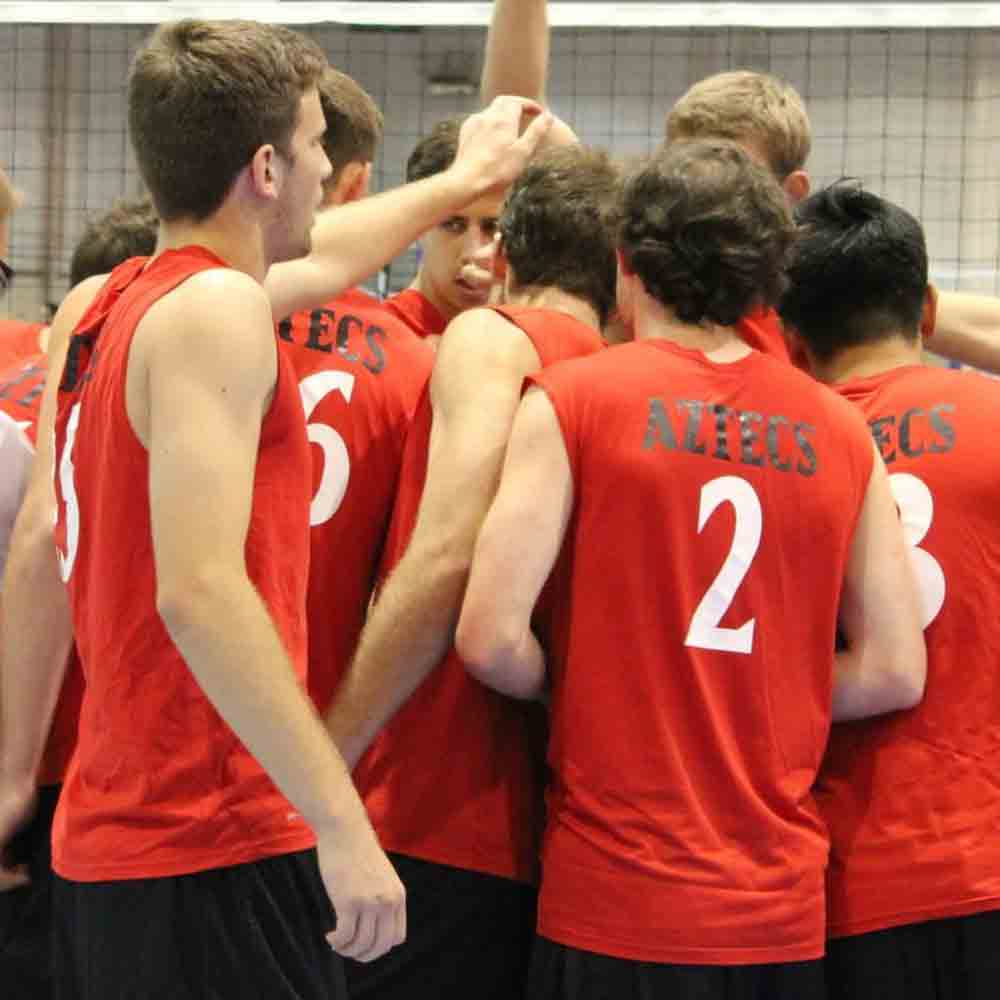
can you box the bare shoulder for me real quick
[436,306,538,372]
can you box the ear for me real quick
[920,283,939,342]
[249,144,282,201]
[492,233,509,285]
[327,161,371,207]
[616,248,633,275]
[782,169,810,205]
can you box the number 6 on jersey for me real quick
[299,371,355,526]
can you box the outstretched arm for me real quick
[481,0,550,104]
[931,290,1000,374]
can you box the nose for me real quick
[464,226,495,265]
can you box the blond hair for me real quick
[666,71,811,179]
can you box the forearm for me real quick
[160,571,373,839]
[931,291,1000,374]
[326,550,469,769]
[481,0,549,103]
[0,507,72,782]
[832,644,923,722]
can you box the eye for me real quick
[441,217,466,234]
[480,219,499,238]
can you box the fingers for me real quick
[513,111,554,157]
[0,863,30,893]
[326,903,358,955]
[486,95,544,121]
[326,895,406,964]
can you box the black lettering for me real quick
[60,333,94,392]
[307,309,336,353]
[17,381,43,408]
[364,325,387,374]
[766,415,791,472]
[336,314,363,363]
[795,422,818,477]
[0,364,44,401]
[711,404,734,461]
[739,410,765,467]
[898,407,926,458]
[929,403,956,454]
[676,400,706,455]
[869,415,896,464]
[643,398,677,450]
[276,316,294,343]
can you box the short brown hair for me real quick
[619,140,794,326]
[318,67,383,182]
[128,19,327,222]
[500,146,620,326]
[667,71,811,179]
[70,196,158,286]
[405,117,463,182]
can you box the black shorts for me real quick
[53,848,345,1000]
[345,851,537,1000]
[826,909,1000,1000]
[0,783,60,998]
[527,934,826,1000]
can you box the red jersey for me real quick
[817,365,1000,938]
[383,288,448,342]
[530,338,874,964]
[737,305,791,363]
[354,306,604,883]
[51,247,314,881]
[0,353,83,786]
[277,292,433,712]
[0,319,44,371]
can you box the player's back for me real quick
[277,290,433,711]
[817,363,1000,937]
[532,337,874,965]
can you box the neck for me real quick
[633,296,750,363]
[504,285,601,330]
[811,334,923,385]
[158,202,270,283]
[409,270,453,323]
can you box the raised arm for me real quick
[833,442,927,721]
[0,273,103,889]
[264,95,551,319]
[144,273,403,963]
[481,0,550,104]
[0,166,20,269]
[325,310,541,767]
[931,290,1000,374]
[456,386,572,699]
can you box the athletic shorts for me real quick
[0,783,60,998]
[826,909,1000,1000]
[527,934,827,1000]
[345,851,538,1000]
[53,848,345,1000]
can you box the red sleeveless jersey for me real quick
[817,364,1000,938]
[0,352,83,786]
[530,338,873,964]
[0,319,44,371]
[51,247,314,881]
[277,292,433,713]
[353,305,604,883]
[737,305,791,363]
[383,288,448,342]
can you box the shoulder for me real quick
[436,307,539,372]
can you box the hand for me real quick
[450,95,553,199]
[0,778,36,892]
[318,820,406,963]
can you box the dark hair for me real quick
[128,19,327,222]
[779,181,927,363]
[499,146,620,326]
[405,117,463,182]
[70,196,158,286]
[318,67,383,181]
[619,140,794,326]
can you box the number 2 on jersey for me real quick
[299,371,355,526]
[685,476,763,655]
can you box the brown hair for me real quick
[70,196,158,286]
[128,19,327,222]
[500,145,620,326]
[318,67,384,182]
[619,140,794,327]
[405,116,463,182]
[666,71,811,179]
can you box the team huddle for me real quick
[0,5,998,1000]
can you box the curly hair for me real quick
[499,145,620,326]
[618,140,794,327]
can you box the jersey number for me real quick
[55,401,82,582]
[888,472,945,628]
[685,476,763,655]
[299,372,355,527]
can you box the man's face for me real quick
[416,193,505,322]
[272,88,332,263]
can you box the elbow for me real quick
[892,643,927,711]
[155,565,232,638]
[455,609,521,690]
